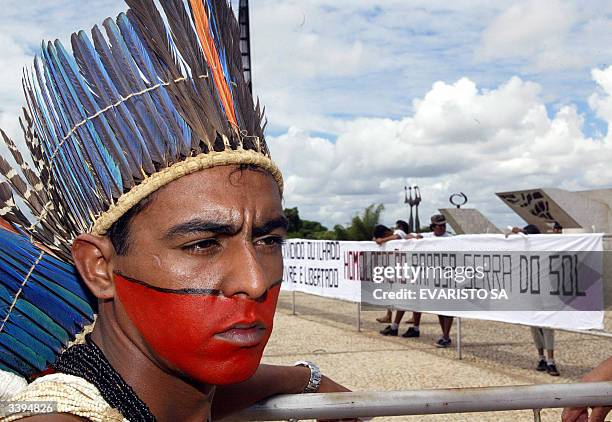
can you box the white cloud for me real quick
[478,0,575,60]
[270,68,612,229]
[477,0,612,73]
[589,67,612,143]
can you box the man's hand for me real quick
[318,375,351,393]
[562,406,610,422]
[561,357,612,422]
[214,364,361,421]
[505,226,523,238]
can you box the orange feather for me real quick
[189,0,238,129]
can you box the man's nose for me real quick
[220,241,269,299]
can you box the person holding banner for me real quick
[374,222,419,328]
[373,220,413,245]
[374,225,395,324]
[404,215,455,348]
[508,224,560,376]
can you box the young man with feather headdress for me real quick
[0,1,355,420]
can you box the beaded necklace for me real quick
[52,334,156,422]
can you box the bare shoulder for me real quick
[14,414,86,421]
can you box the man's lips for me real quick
[214,322,267,347]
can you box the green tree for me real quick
[283,204,385,240]
[332,224,349,240]
[284,207,302,233]
[284,207,330,239]
[345,204,384,240]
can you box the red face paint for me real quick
[114,274,281,385]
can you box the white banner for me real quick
[281,234,605,330]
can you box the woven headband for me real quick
[92,148,283,235]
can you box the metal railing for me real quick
[231,382,612,421]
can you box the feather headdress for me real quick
[0,0,281,378]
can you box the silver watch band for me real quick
[293,360,322,393]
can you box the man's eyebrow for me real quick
[252,216,289,238]
[163,218,237,240]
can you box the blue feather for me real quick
[0,264,84,336]
[103,19,169,164]
[13,298,69,344]
[32,55,102,224]
[0,342,36,375]
[50,40,123,198]
[5,312,63,355]
[28,63,86,214]
[3,321,56,364]
[0,227,95,377]
[117,14,191,157]
[0,234,93,328]
[69,32,135,187]
[206,0,232,86]
[146,0,227,150]
[91,24,153,177]
[0,284,67,344]
[0,333,46,371]
[41,42,115,202]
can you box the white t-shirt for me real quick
[417,231,452,238]
[393,229,408,239]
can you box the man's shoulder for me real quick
[393,229,408,239]
[4,373,122,421]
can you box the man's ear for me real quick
[72,234,116,299]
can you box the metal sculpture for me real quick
[405,185,421,233]
[413,186,422,233]
[449,192,468,209]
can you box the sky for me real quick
[1,0,612,230]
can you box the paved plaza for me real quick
[261,292,612,422]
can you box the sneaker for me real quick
[536,359,547,371]
[435,338,452,348]
[546,364,560,376]
[380,325,398,336]
[401,327,420,338]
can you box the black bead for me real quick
[52,334,156,422]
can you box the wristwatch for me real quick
[293,360,322,393]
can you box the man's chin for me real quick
[179,351,265,386]
[211,364,260,385]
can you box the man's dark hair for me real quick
[523,224,541,235]
[107,192,158,256]
[373,224,392,239]
[107,164,278,255]
[395,220,410,233]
